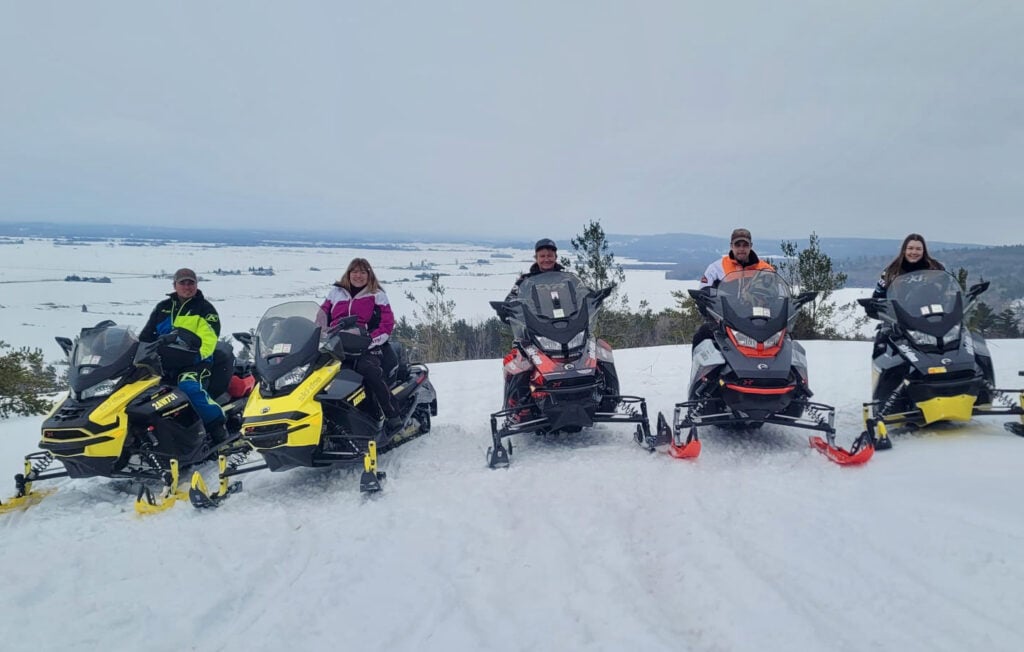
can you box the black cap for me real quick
[535,238,557,252]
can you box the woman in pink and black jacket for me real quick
[321,257,401,430]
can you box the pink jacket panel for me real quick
[320,286,395,339]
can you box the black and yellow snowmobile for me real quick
[189,301,437,507]
[858,271,1024,448]
[0,321,254,515]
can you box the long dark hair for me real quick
[335,257,383,294]
[881,233,945,286]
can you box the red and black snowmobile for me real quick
[486,271,652,468]
[637,269,873,465]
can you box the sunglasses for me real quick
[732,240,751,247]
[176,279,196,286]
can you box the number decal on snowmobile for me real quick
[151,394,177,410]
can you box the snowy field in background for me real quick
[0,238,706,355]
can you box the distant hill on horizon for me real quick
[0,220,991,257]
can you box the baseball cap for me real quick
[534,238,558,252]
[730,228,752,244]
[173,268,197,283]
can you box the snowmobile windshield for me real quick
[886,270,964,339]
[508,271,596,352]
[716,270,791,321]
[713,270,791,344]
[69,324,139,393]
[254,302,328,385]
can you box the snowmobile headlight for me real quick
[80,377,121,400]
[763,330,784,348]
[567,332,585,349]
[274,364,311,391]
[728,328,759,349]
[942,324,962,346]
[533,335,563,352]
[906,329,936,347]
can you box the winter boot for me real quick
[206,419,229,446]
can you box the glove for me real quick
[370,333,389,348]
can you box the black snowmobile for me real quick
[637,269,873,465]
[486,271,652,468]
[189,301,437,506]
[857,270,1024,448]
[0,320,255,515]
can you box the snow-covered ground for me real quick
[2,239,1023,651]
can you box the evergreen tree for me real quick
[563,219,626,297]
[0,341,56,419]
[775,232,850,339]
[563,219,628,341]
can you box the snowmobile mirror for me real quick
[967,281,989,301]
[592,285,615,305]
[857,297,881,320]
[233,331,253,348]
[55,336,74,357]
[489,300,509,320]
[794,291,818,310]
[92,319,117,329]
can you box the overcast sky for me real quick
[2,1,1022,245]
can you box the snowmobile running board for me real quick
[637,400,872,466]
[487,395,652,469]
[189,422,428,508]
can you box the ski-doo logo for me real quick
[896,344,919,362]
[564,363,575,370]
[757,363,768,370]
[942,358,952,365]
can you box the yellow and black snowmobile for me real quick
[189,301,437,507]
[0,321,254,515]
[858,272,1024,448]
